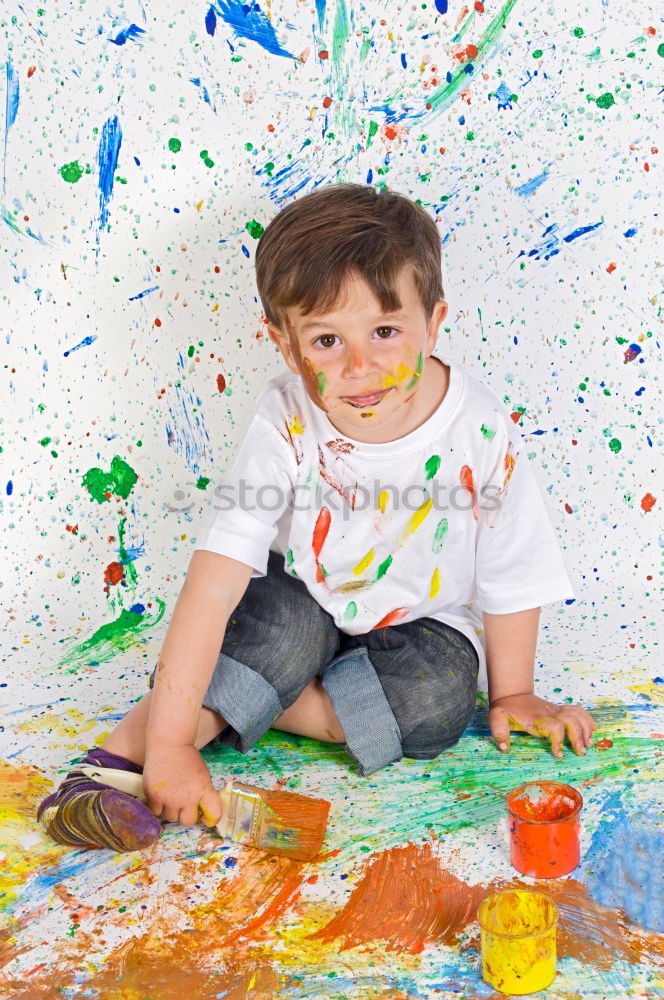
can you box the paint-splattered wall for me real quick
[1,3,662,997]
[1,0,660,664]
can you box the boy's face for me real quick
[267,266,448,443]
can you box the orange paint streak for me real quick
[459,465,479,520]
[372,607,409,629]
[312,507,331,557]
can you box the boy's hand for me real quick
[142,743,224,827]
[488,693,598,759]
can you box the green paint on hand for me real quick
[246,219,264,239]
[425,455,441,480]
[480,424,496,441]
[433,518,448,554]
[168,138,181,153]
[596,92,615,110]
[376,555,393,580]
[59,160,84,183]
[82,456,139,503]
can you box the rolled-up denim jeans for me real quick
[149,550,479,776]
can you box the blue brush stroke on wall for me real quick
[514,171,549,197]
[4,60,20,198]
[128,285,159,301]
[205,6,217,35]
[190,77,213,107]
[213,1,294,58]
[577,789,664,933]
[109,24,146,45]
[64,335,98,356]
[97,116,122,242]
[563,221,602,243]
[315,0,326,31]
[517,220,603,261]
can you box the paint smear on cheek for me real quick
[286,321,328,412]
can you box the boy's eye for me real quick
[375,326,397,339]
[316,334,338,348]
[313,327,397,348]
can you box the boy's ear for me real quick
[426,299,448,353]
[267,322,300,375]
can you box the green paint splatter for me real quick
[608,437,622,454]
[433,518,448,554]
[480,424,496,441]
[316,370,328,395]
[246,219,264,239]
[59,160,84,183]
[200,150,214,168]
[344,601,357,621]
[56,600,166,673]
[658,42,664,58]
[82,456,139,503]
[376,555,393,580]
[573,26,584,37]
[596,92,615,110]
[425,455,441,480]
[533,48,543,59]
[168,138,181,153]
[286,548,298,575]
[405,352,423,391]
[367,120,378,147]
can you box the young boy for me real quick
[39,183,596,851]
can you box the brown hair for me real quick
[255,183,444,331]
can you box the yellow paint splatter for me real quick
[353,549,375,576]
[430,567,440,599]
[628,681,664,706]
[288,414,304,435]
[378,490,389,513]
[396,362,411,382]
[399,497,433,543]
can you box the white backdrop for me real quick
[1,0,660,718]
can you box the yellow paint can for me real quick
[477,889,558,995]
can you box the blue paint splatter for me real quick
[517,220,603,262]
[435,0,449,13]
[4,60,20,198]
[128,286,159,302]
[623,343,642,363]
[205,5,217,35]
[213,0,294,58]
[514,171,549,197]
[493,81,516,110]
[563,221,603,243]
[190,77,213,108]
[6,480,13,496]
[109,24,146,45]
[315,0,326,30]
[97,115,122,248]
[623,226,637,237]
[64,335,98,357]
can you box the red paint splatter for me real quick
[510,411,524,423]
[474,0,484,10]
[606,262,617,274]
[459,465,478,520]
[27,65,36,77]
[466,43,478,59]
[318,49,329,59]
[154,318,162,327]
[641,493,656,513]
[312,507,331,583]
[322,96,332,108]
[373,608,409,630]
[595,738,613,751]
[104,562,125,586]
[565,502,573,514]
[217,373,226,393]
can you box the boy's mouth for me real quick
[343,388,392,408]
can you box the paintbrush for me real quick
[78,765,330,861]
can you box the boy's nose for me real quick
[343,345,375,378]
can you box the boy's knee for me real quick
[400,684,476,759]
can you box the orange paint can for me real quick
[506,780,583,878]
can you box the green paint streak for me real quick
[56,599,166,673]
[316,370,328,395]
[375,555,393,580]
[596,92,615,110]
[366,120,378,148]
[344,601,357,621]
[609,437,622,454]
[433,518,448,554]
[59,160,84,183]
[331,0,350,68]
[117,517,138,589]
[82,456,138,503]
[480,424,496,441]
[168,138,181,153]
[426,0,519,115]
[405,352,423,391]
[425,454,441,480]
[246,219,264,239]
[359,38,371,61]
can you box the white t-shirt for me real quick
[194,358,575,680]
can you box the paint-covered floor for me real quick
[1,602,663,999]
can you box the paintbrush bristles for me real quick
[230,781,330,861]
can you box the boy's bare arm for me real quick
[484,607,597,758]
[146,551,254,748]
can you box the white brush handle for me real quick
[78,765,232,839]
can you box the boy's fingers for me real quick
[563,718,587,755]
[488,708,511,751]
[532,716,565,757]
[198,790,223,827]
